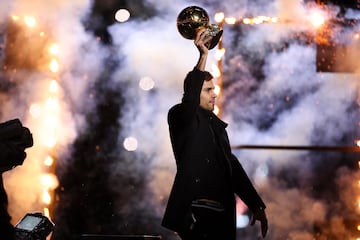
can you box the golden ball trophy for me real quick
[176,6,223,49]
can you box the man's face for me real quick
[200,79,217,111]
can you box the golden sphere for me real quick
[177,6,210,40]
[176,6,223,49]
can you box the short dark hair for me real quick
[204,71,213,81]
[184,70,214,93]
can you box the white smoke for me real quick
[107,0,360,239]
[0,0,104,225]
[1,0,360,239]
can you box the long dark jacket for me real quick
[162,68,266,237]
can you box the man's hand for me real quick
[194,28,212,55]
[250,208,268,238]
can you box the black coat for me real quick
[162,68,266,237]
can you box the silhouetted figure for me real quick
[0,119,33,240]
[162,29,268,240]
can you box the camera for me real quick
[14,212,55,240]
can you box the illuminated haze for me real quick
[0,0,360,240]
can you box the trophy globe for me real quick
[176,6,223,49]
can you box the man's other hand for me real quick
[250,208,268,238]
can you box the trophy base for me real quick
[207,29,223,49]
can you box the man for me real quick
[0,119,33,240]
[162,28,268,240]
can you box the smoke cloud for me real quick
[1,0,360,239]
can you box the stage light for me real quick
[214,48,226,61]
[49,43,59,55]
[213,105,219,115]
[211,63,220,78]
[115,9,130,23]
[139,76,155,91]
[214,84,221,96]
[29,103,42,118]
[24,16,36,28]
[50,59,59,73]
[124,136,138,151]
[49,79,59,93]
[214,12,224,23]
[225,17,236,25]
[310,11,326,28]
[11,15,20,21]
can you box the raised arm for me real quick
[194,28,212,71]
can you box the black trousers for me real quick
[178,205,235,240]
